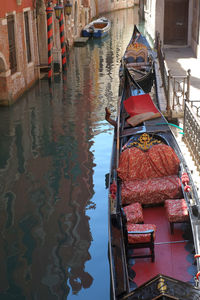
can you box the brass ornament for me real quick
[125,133,162,151]
[157,277,167,294]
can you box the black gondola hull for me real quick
[120,25,155,93]
[108,66,200,299]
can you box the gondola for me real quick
[106,67,200,300]
[120,25,155,94]
[82,17,111,38]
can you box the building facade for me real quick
[0,0,137,106]
[0,0,40,106]
[95,0,135,16]
[140,0,200,58]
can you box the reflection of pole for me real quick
[62,71,67,102]
[59,11,67,72]
[167,69,171,117]
[46,3,53,83]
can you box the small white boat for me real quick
[82,17,111,38]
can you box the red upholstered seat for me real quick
[127,224,156,244]
[165,199,189,222]
[121,175,182,205]
[121,209,156,262]
[117,144,180,182]
[123,202,144,224]
[165,199,189,234]
[118,142,182,206]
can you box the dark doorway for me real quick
[164,0,189,45]
[7,15,17,74]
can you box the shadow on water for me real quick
[0,7,140,300]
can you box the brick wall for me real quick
[0,0,138,105]
[0,2,39,105]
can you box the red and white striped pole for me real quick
[46,2,54,83]
[59,11,67,72]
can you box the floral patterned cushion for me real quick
[121,175,182,205]
[127,224,156,244]
[117,144,180,182]
[165,199,189,223]
[123,202,144,224]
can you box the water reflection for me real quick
[0,7,139,300]
[0,79,95,299]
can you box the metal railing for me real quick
[189,100,200,117]
[168,70,191,117]
[155,31,200,169]
[156,32,169,103]
[156,32,190,115]
[183,102,200,171]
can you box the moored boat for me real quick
[120,25,155,93]
[106,67,200,299]
[82,17,111,38]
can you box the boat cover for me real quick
[117,144,180,181]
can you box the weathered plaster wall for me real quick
[97,0,135,16]
[144,0,163,42]
[0,6,39,105]
[0,0,140,105]
[191,0,200,57]
[143,0,197,56]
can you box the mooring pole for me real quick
[46,2,54,84]
[59,11,67,72]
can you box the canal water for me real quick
[0,7,142,300]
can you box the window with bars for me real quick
[24,11,32,63]
[7,15,17,74]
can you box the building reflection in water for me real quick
[0,7,139,299]
[0,63,95,299]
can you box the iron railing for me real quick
[183,102,200,170]
[156,32,190,115]
[156,35,168,96]
[155,31,200,169]
[189,100,200,118]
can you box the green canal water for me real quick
[0,7,144,300]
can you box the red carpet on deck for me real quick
[131,206,193,287]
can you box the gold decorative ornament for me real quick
[157,277,167,293]
[126,133,162,151]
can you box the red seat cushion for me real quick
[127,224,156,244]
[165,199,189,223]
[121,175,182,205]
[117,144,180,182]
[123,202,144,224]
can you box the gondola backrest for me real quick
[118,133,180,182]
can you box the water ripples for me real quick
[0,7,140,300]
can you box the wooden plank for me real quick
[74,37,89,46]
